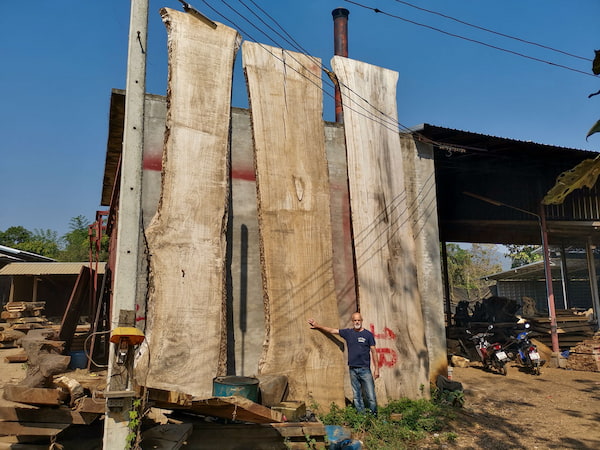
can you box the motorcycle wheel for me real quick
[499,364,507,376]
[533,365,541,376]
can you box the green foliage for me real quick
[445,243,503,300]
[58,215,92,262]
[319,398,457,450]
[504,244,542,268]
[0,215,109,262]
[0,226,32,246]
[126,398,143,450]
[0,226,60,258]
[432,385,465,408]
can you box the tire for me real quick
[500,364,507,376]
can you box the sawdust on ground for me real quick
[442,362,600,449]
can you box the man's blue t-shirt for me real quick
[339,328,376,367]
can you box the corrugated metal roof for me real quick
[0,262,106,276]
[0,245,56,262]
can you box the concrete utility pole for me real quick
[103,0,148,448]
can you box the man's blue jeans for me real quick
[349,367,377,414]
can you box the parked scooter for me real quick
[466,325,509,375]
[506,323,543,375]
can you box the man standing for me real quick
[308,312,379,414]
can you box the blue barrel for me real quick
[69,350,87,369]
[212,376,259,402]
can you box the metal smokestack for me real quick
[332,7,349,123]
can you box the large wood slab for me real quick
[243,42,346,408]
[331,56,429,400]
[137,8,240,398]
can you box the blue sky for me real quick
[1,0,599,237]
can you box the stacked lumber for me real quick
[1,301,49,331]
[566,334,600,372]
[0,402,103,444]
[525,309,596,349]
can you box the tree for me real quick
[58,215,92,262]
[504,244,542,268]
[445,243,503,301]
[21,229,60,258]
[0,226,32,247]
[0,226,60,259]
[0,216,108,262]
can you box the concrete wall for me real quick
[137,97,445,378]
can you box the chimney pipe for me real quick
[332,8,349,123]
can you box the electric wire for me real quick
[198,1,556,155]
[388,0,591,62]
[210,0,452,147]
[203,0,411,137]
[344,0,596,78]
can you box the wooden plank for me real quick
[2,385,67,406]
[331,56,430,400]
[146,388,193,407]
[0,422,69,438]
[137,8,240,398]
[4,353,27,363]
[270,422,326,438]
[58,266,92,353]
[242,41,346,409]
[187,396,283,424]
[185,422,326,449]
[0,406,97,425]
[74,397,106,415]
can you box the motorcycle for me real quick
[466,325,509,376]
[506,323,543,375]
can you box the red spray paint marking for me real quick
[143,155,162,171]
[376,348,398,367]
[368,324,398,367]
[369,324,396,340]
[135,304,146,323]
[231,168,256,181]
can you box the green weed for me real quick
[318,395,457,450]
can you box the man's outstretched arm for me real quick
[307,318,340,335]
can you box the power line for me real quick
[194,1,499,154]
[203,0,412,136]
[389,0,591,62]
[344,0,596,78]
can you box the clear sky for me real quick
[1,0,599,237]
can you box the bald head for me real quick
[351,312,363,330]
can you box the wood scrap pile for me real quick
[0,329,106,445]
[1,301,49,330]
[0,326,25,349]
[524,309,596,349]
[565,333,600,372]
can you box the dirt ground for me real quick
[1,347,600,449]
[444,362,600,449]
